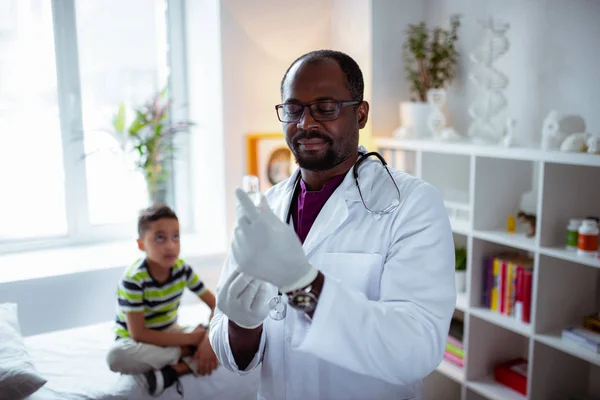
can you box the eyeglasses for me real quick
[275,100,361,123]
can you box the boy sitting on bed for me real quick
[106,204,218,396]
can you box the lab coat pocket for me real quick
[321,252,383,297]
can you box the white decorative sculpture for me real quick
[426,88,462,142]
[587,135,600,154]
[541,110,586,151]
[427,89,447,137]
[467,17,510,144]
[501,118,517,147]
[560,132,591,152]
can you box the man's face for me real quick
[280,59,368,171]
[137,218,180,269]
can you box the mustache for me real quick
[292,131,333,146]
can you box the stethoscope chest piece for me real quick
[268,295,287,320]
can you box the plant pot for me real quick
[146,180,167,206]
[398,102,432,139]
[455,270,466,293]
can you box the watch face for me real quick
[290,291,317,312]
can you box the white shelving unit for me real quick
[375,137,600,400]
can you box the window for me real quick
[75,0,168,226]
[0,0,189,251]
[0,1,67,241]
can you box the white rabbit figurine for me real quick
[587,135,600,154]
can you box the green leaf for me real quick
[128,116,147,136]
[112,102,126,133]
[455,247,467,271]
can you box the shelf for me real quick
[539,246,600,269]
[467,377,527,400]
[470,307,532,337]
[535,332,600,368]
[374,137,600,167]
[450,218,471,235]
[456,292,468,312]
[436,359,465,383]
[472,230,536,252]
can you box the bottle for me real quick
[242,175,261,206]
[566,219,582,249]
[577,219,599,257]
[507,215,516,233]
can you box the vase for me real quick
[146,180,167,206]
[455,270,466,293]
[398,101,432,139]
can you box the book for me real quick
[491,258,500,311]
[506,262,518,317]
[514,263,533,324]
[494,358,528,396]
[499,259,507,314]
[445,342,464,358]
[443,350,464,367]
[482,256,493,308]
[446,335,463,349]
[561,326,600,353]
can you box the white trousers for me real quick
[106,324,199,375]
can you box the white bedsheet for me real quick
[23,305,260,400]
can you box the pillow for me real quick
[0,303,47,400]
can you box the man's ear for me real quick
[137,238,144,251]
[357,101,369,129]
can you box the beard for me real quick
[289,131,352,171]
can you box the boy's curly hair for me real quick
[138,204,178,238]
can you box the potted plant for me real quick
[455,246,467,293]
[109,88,195,205]
[398,16,460,139]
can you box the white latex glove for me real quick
[216,269,270,329]
[232,188,318,293]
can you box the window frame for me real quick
[0,0,192,255]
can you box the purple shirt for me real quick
[290,174,346,244]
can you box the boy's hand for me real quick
[194,335,219,375]
[189,324,207,345]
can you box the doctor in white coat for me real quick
[209,49,456,400]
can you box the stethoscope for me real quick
[267,151,402,321]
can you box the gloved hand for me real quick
[217,269,270,329]
[232,188,318,293]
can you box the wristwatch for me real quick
[286,272,324,313]
[287,283,318,313]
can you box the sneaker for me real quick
[134,366,184,397]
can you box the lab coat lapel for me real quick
[274,169,300,222]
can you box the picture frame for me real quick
[246,132,296,192]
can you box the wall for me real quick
[371,0,600,147]
[330,0,374,150]
[0,254,225,336]
[185,0,228,253]
[218,0,334,234]
[371,0,427,137]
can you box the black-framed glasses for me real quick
[275,100,361,123]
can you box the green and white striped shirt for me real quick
[114,258,207,339]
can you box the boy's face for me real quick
[137,218,180,269]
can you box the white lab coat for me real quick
[209,148,456,400]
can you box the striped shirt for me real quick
[114,258,207,339]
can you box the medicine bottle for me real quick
[566,219,582,249]
[577,219,599,257]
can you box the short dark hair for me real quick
[138,204,178,238]
[280,49,364,102]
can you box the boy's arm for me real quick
[199,290,216,321]
[126,312,205,347]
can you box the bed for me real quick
[22,305,260,400]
